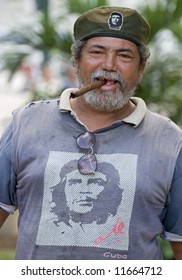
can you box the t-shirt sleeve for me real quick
[162,148,182,241]
[0,122,17,214]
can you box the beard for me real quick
[77,69,138,112]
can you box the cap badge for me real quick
[108,11,123,30]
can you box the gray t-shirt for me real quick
[0,96,182,260]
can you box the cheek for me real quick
[89,184,104,196]
[79,56,101,73]
[121,65,141,82]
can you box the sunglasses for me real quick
[76,131,97,175]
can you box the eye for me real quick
[68,179,82,186]
[118,52,134,62]
[88,49,105,57]
[89,178,105,186]
[90,50,102,54]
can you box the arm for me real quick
[0,208,9,229]
[170,242,182,260]
[0,123,17,224]
[162,149,182,260]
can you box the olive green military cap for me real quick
[74,6,151,46]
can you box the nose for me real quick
[80,184,92,194]
[78,178,92,194]
[101,52,117,72]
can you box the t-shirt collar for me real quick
[59,88,147,127]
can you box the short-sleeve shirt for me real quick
[0,91,182,260]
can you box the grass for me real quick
[0,249,15,260]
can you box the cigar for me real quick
[70,79,106,98]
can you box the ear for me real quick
[138,64,146,83]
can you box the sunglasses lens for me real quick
[77,131,96,149]
[78,154,97,175]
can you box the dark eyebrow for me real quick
[88,178,106,185]
[88,44,134,54]
[88,44,106,50]
[68,178,82,184]
[117,48,135,54]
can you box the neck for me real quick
[70,96,136,131]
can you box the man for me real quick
[51,160,123,225]
[108,11,123,30]
[0,6,182,260]
[36,160,124,250]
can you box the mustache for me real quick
[76,197,96,203]
[90,69,126,88]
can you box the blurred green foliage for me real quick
[138,0,182,126]
[0,0,181,125]
[0,249,15,260]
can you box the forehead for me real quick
[112,14,120,18]
[85,36,138,51]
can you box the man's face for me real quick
[76,37,144,111]
[65,170,106,214]
[111,14,120,25]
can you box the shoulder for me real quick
[13,98,60,120]
[145,109,182,136]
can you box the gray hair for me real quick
[71,40,150,69]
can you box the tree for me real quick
[0,0,181,126]
[35,0,48,11]
[0,0,109,100]
[137,0,182,125]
